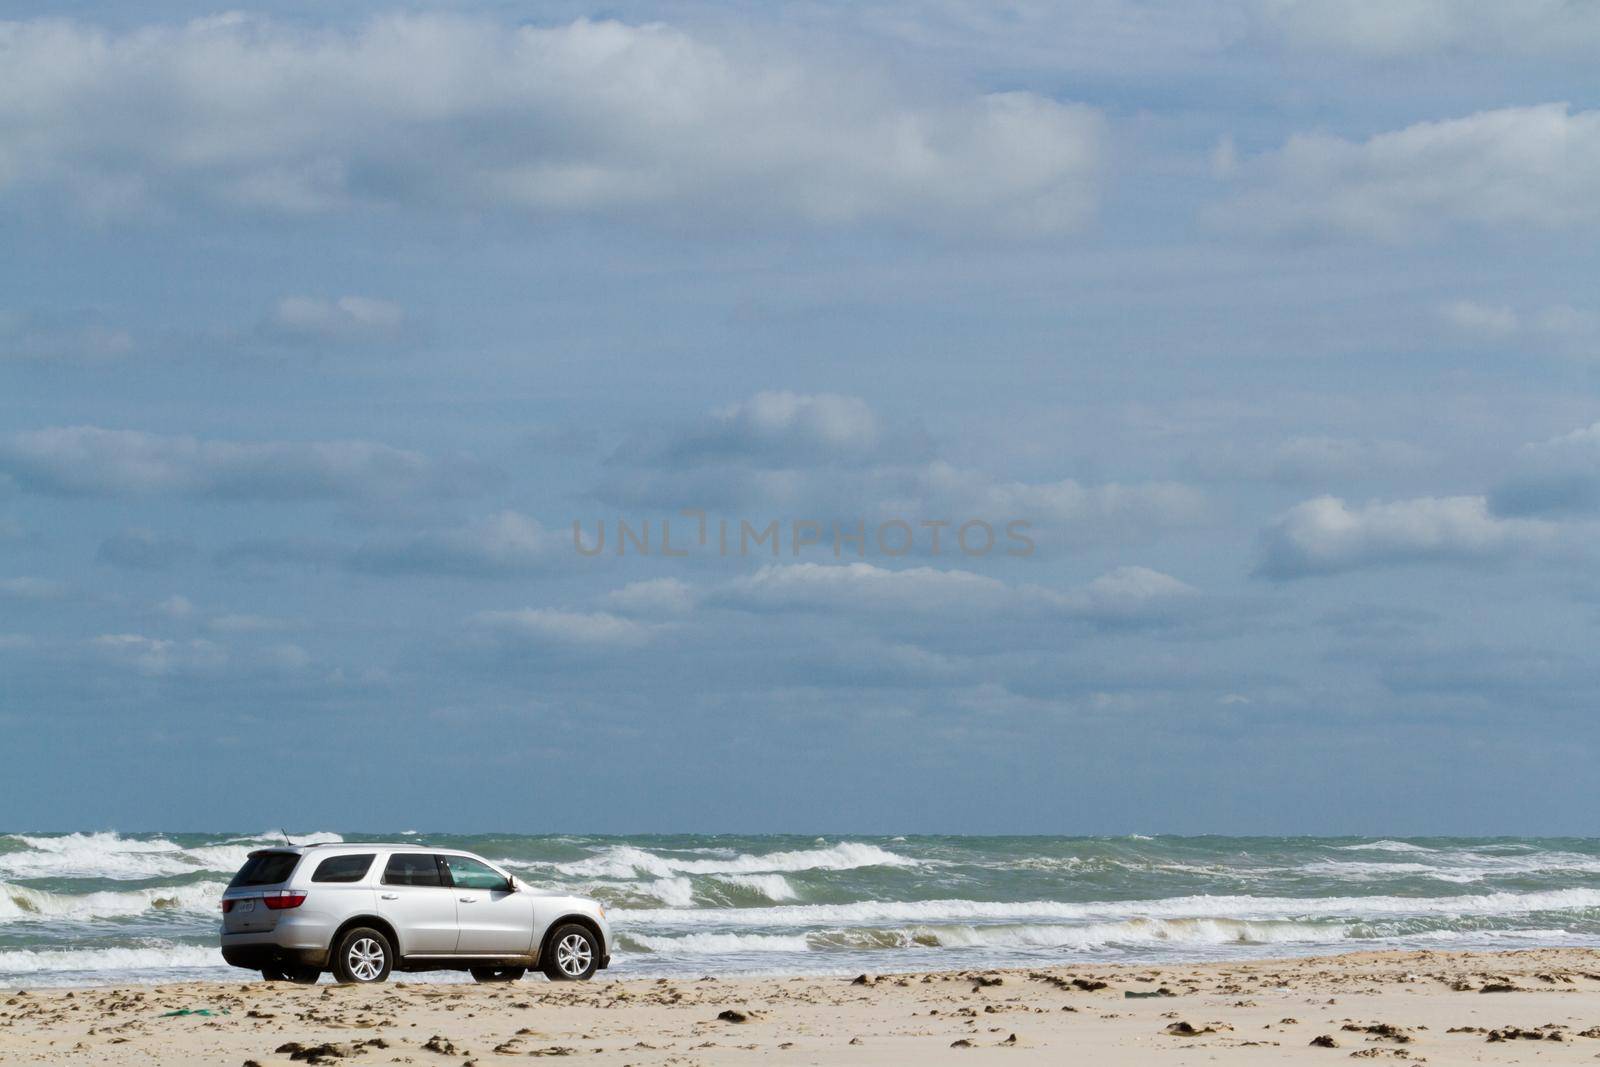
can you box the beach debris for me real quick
[971,974,1003,988]
[421,1034,459,1054]
[1071,978,1108,992]
[1166,1021,1217,1036]
[851,974,876,986]
[1341,1022,1411,1043]
[949,1038,974,1048]
[1486,1026,1564,1042]
[1478,982,1520,993]
[716,1009,752,1023]
[159,1007,231,1018]
[1309,1035,1339,1048]
[1125,988,1175,998]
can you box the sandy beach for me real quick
[4,949,1600,1065]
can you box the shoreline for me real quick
[5,948,1600,1064]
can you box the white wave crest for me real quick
[0,942,222,975]
[626,932,812,954]
[551,841,914,879]
[1334,840,1435,853]
[0,831,342,880]
[614,887,1600,928]
[646,877,696,907]
[0,880,227,923]
[714,874,799,902]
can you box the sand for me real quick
[4,949,1600,1065]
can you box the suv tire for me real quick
[470,966,527,982]
[331,926,394,984]
[541,924,599,981]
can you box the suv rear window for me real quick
[312,853,375,883]
[229,851,301,887]
[382,853,443,887]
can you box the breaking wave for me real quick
[547,841,914,879]
[614,887,1600,928]
[0,831,342,880]
[0,880,227,923]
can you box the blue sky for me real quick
[3,1,1599,833]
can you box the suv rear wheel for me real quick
[331,927,393,984]
[470,966,526,982]
[541,924,599,981]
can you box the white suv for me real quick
[219,844,612,984]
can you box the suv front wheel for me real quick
[332,926,394,984]
[542,924,599,981]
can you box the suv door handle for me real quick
[459,896,477,903]
[380,893,399,900]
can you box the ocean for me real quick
[4,832,1600,988]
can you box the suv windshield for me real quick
[229,851,301,887]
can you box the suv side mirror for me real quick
[504,877,519,893]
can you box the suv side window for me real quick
[312,853,375,883]
[442,855,510,891]
[382,853,445,887]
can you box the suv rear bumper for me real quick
[221,941,328,971]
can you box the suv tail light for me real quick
[221,899,235,913]
[262,891,308,910]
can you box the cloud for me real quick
[89,633,228,677]
[1490,422,1600,517]
[206,613,298,634]
[348,511,553,576]
[613,392,892,468]
[0,15,1104,235]
[1256,495,1562,578]
[1439,299,1599,355]
[261,295,407,345]
[604,578,699,617]
[472,608,661,649]
[597,393,1203,548]
[96,528,196,570]
[1217,104,1600,240]
[0,308,133,361]
[0,426,488,499]
[1196,436,1433,485]
[715,562,1198,625]
[1250,0,1600,57]
[1438,299,1519,339]
[0,576,68,601]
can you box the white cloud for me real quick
[154,595,196,619]
[0,576,68,601]
[90,633,227,676]
[1438,300,1518,339]
[1438,299,1599,356]
[604,578,699,617]
[349,511,551,575]
[598,393,1204,548]
[263,295,406,344]
[1218,104,1600,240]
[0,15,1104,235]
[473,608,661,648]
[206,613,297,634]
[0,309,132,361]
[1256,495,1563,578]
[0,426,485,499]
[1491,422,1600,517]
[716,561,1197,624]
[1251,0,1600,57]
[910,462,1206,532]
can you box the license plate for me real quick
[238,899,255,913]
